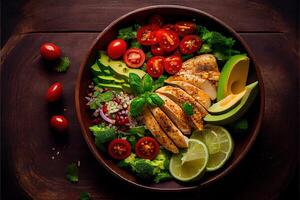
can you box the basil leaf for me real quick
[146,96,156,107]
[66,163,79,183]
[130,97,146,117]
[152,75,167,91]
[129,73,144,94]
[142,74,153,92]
[149,93,164,107]
[129,126,146,137]
[182,102,194,116]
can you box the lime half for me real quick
[169,139,208,182]
[191,124,234,171]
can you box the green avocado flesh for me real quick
[204,81,258,125]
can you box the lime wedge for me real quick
[169,139,208,182]
[191,124,234,171]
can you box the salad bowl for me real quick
[75,5,264,191]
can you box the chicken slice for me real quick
[143,107,179,154]
[156,86,207,130]
[166,74,217,100]
[164,80,211,109]
[156,93,191,135]
[150,107,189,148]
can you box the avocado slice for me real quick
[97,75,125,83]
[204,81,258,125]
[98,52,146,79]
[97,83,123,90]
[91,63,111,76]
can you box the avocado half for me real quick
[204,81,258,125]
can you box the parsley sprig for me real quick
[54,56,71,72]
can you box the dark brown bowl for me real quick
[75,5,264,191]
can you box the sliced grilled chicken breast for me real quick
[156,86,207,130]
[164,80,211,109]
[143,108,179,154]
[166,74,217,100]
[150,107,189,148]
[156,93,191,135]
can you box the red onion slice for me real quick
[99,108,115,124]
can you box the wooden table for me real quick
[1,0,298,199]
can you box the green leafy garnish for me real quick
[130,97,146,117]
[182,102,194,116]
[89,124,116,146]
[80,192,91,200]
[130,39,142,48]
[145,51,153,60]
[89,91,114,109]
[149,93,164,107]
[66,163,79,183]
[129,73,144,95]
[117,24,141,41]
[152,75,167,91]
[54,57,70,72]
[142,74,153,92]
[129,126,145,137]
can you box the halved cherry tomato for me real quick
[164,55,182,74]
[40,43,61,60]
[108,139,131,160]
[179,35,202,54]
[146,56,165,78]
[149,15,164,26]
[174,21,196,36]
[135,137,160,160]
[123,48,145,68]
[107,39,127,59]
[156,29,179,52]
[137,24,160,45]
[151,44,165,56]
[46,82,62,102]
[50,115,69,132]
[162,24,174,31]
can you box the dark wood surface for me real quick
[1,0,299,199]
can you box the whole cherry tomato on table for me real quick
[174,21,196,36]
[155,29,179,52]
[46,82,63,102]
[137,24,160,45]
[40,43,62,60]
[107,39,127,59]
[149,15,164,26]
[123,48,145,68]
[179,35,202,54]
[50,115,69,132]
[108,139,131,160]
[164,55,182,75]
[135,137,160,160]
[146,56,165,78]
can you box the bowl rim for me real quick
[75,5,265,192]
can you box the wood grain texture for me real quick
[15,0,285,33]
[1,32,298,199]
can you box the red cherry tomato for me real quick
[156,29,179,52]
[135,137,160,160]
[174,21,196,36]
[115,113,129,126]
[146,56,165,78]
[50,115,69,132]
[164,55,182,75]
[151,44,165,56]
[40,43,61,60]
[179,35,202,54]
[107,39,127,59]
[162,24,174,31]
[108,139,131,160]
[123,48,145,68]
[137,24,160,45]
[46,82,62,102]
[149,15,164,26]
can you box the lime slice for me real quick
[169,139,208,182]
[191,124,234,171]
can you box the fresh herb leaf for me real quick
[129,126,145,137]
[141,63,147,72]
[80,192,91,200]
[54,57,70,72]
[66,163,79,183]
[198,43,212,54]
[149,93,164,107]
[130,97,146,117]
[118,27,137,41]
[145,51,153,60]
[154,172,173,183]
[182,102,194,116]
[89,91,114,109]
[152,75,167,91]
[146,95,156,107]
[89,125,116,145]
[130,39,142,48]
[129,73,144,94]
[142,74,153,92]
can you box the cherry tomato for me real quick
[156,29,179,52]
[137,24,160,45]
[162,24,174,31]
[123,48,145,68]
[135,137,160,160]
[46,82,62,102]
[108,139,131,160]
[164,55,182,74]
[107,39,127,59]
[50,115,69,132]
[146,56,165,78]
[115,113,129,126]
[174,21,196,36]
[179,35,202,54]
[151,44,165,56]
[149,15,164,26]
[40,43,61,60]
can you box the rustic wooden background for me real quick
[1,0,299,199]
